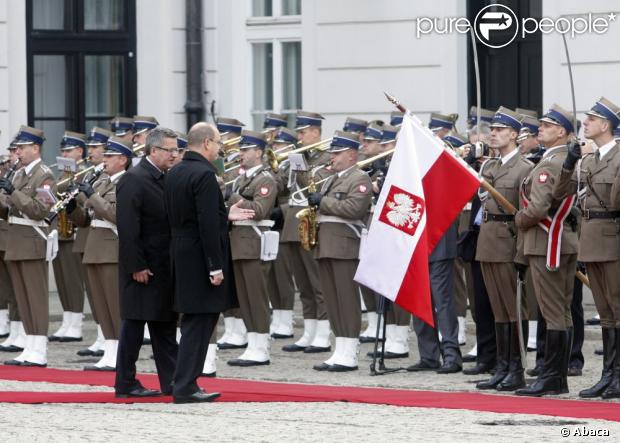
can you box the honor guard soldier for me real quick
[74,127,111,357]
[0,126,55,367]
[266,127,298,339]
[281,111,332,354]
[474,107,533,392]
[358,122,387,342]
[310,131,372,372]
[554,97,620,399]
[50,131,88,343]
[173,131,188,166]
[70,137,133,371]
[0,138,24,352]
[514,104,579,396]
[263,112,288,144]
[227,131,277,366]
[216,117,250,349]
[132,115,159,147]
[467,106,495,130]
[390,111,404,127]
[342,117,369,142]
[110,116,135,145]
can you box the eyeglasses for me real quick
[152,146,179,155]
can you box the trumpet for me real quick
[222,127,278,147]
[289,148,395,202]
[266,138,333,172]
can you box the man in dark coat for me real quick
[165,122,253,404]
[115,127,180,397]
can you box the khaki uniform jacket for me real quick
[281,150,334,243]
[228,167,277,260]
[71,173,121,264]
[72,171,108,254]
[515,145,578,256]
[315,167,372,260]
[0,161,55,261]
[476,153,533,263]
[553,142,620,262]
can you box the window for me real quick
[251,41,302,129]
[251,0,301,17]
[282,0,301,15]
[27,0,136,166]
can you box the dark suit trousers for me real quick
[471,260,496,366]
[173,313,219,397]
[412,259,462,365]
[115,319,178,394]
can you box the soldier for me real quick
[0,126,55,367]
[49,132,88,343]
[553,97,620,399]
[428,112,458,140]
[70,137,133,371]
[342,117,368,142]
[390,111,404,127]
[281,111,332,354]
[215,117,249,350]
[262,112,288,144]
[0,139,24,352]
[358,122,387,343]
[132,116,159,147]
[110,116,135,145]
[514,104,579,396]
[173,131,188,166]
[74,127,111,358]
[466,106,495,130]
[474,107,533,391]
[309,131,372,372]
[227,131,277,366]
[266,127,298,339]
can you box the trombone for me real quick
[222,127,279,147]
[265,137,333,172]
[289,148,395,202]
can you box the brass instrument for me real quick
[266,137,332,172]
[222,127,278,147]
[290,148,394,202]
[2,159,20,181]
[296,177,318,251]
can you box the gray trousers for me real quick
[412,259,462,366]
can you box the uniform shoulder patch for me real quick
[538,172,549,183]
[359,184,368,193]
[259,185,270,196]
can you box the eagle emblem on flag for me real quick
[379,185,425,236]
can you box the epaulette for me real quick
[520,156,535,166]
[40,164,52,174]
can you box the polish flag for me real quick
[355,113,480,326]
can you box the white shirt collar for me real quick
[109,170,125,183]
[24,158,41,176]
[501,148,519,165]
[543,144,566,158]
[146,156,163,174]
[596,139,617,160]
[245,164,262,177]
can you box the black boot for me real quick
[497,322,525,391]
[560,328,573,393]
[580,327,615,398]
[515,329,566,396]
[477,323,510,390]
[602,328,620,399]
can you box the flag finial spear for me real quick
[383,91,407,114]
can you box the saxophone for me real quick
[296,170,320,251]
[57,208,75,239]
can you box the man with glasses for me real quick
[114,127,179,398]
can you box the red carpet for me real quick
[1,366,619,422]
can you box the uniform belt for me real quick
[232,220,275,228]
[317,214,365,227]
[8,216,47,228]
[91,219,118,235]
[582,209,620,220]
[482,211,514,222]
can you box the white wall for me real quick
[0,0,27,153]
[542,2,620,131]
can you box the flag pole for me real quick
[382,92,590,289]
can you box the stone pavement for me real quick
[0,290,618,441]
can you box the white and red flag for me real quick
[355,113,480,326]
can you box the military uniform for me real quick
[266,127,298,339]
[71,137,133,371]
[0,126,55,367]
[311,131,372,372]
[515,104,578,396]
[474,107,533,392]
[49,132,88,342]
[227,131,277,366]
[282,111,333,353]
[553,97,620,399]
